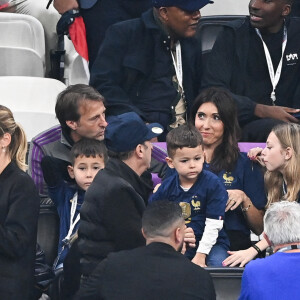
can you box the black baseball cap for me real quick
[105,112,163,152]
[152,0,213,11]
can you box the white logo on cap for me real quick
[152,127,163,134]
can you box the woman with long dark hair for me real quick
[190,87,266,251]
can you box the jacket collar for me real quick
[60,127,73,149]
[142,9,173,51]
[146,242,178,253]
[106,158,152,203]
[142,9,194,49]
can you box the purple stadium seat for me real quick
[151,142,266,187]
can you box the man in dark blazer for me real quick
[75,201,216,300]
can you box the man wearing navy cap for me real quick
[78,112,195,279]
[90,0,212,141]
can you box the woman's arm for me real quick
[227,190,264,235]
[222,238,269,267]
[226,152,267,235]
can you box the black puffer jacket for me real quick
[78,158,152,277]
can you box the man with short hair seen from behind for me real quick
[76,201,216,300]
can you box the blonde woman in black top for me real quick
[0,105,40,299]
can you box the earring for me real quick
[2,146,5,153]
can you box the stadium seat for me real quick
[0,76,66,140]
[205,267,244,300]
[0,46,43,77]
[151,142,266,187]
[0,12,46,74]
[152,142,266,161]
[17,0,61,75]
[196,15,246,55]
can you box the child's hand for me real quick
[184,226,196,248]
[192,252,207,267]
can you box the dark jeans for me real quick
[186,242,229,266]
[62,240,81,300]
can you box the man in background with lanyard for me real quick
[203,0,300,142]
[239,201,300,299]
[89,0,212,141]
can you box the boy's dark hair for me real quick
[142,201,184,238]
[166,124,203,158]
[70,138,108,165]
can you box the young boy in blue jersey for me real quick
[41,138,107,269]
[150,124,229,267]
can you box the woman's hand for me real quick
[192,253,207,267]
[222,247,258,267]
[226,189,246,212]
[247,147,265,166]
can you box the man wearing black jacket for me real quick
[76,201,216,300]
[90,0,212,140]
[203,0,300,141]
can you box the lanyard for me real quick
[53,192,80,269]
[255,25,287,105]
[64,192,80,243]
[171,41,184,91]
